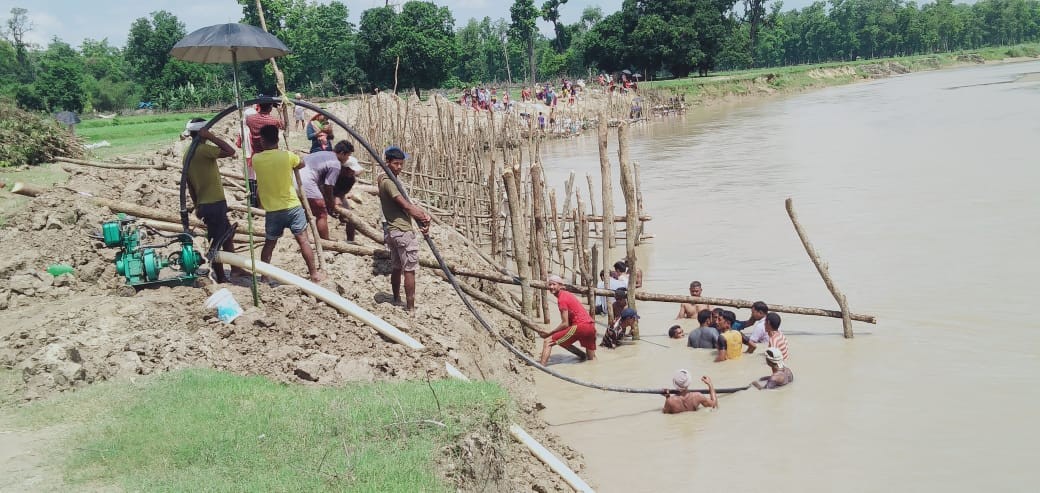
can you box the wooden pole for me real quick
[634,161,646,245]
[54,156,162,170]
[786,197,855,338]
[617,122,639,339]
[597,115,616,249]
[293,169,325,270]
[531,164,551,323]
[548,190,567,277]
[503,169,533,318]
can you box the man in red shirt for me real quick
[245,101,284,207]
[540,274,597,365]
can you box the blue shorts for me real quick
[265,206,308,240]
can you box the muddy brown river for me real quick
[534,61,1040,492]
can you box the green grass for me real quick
[77,112,217,159]
[16,369,511,492]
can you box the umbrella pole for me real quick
[233,50,261,307]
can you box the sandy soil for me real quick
[0,137,584,491]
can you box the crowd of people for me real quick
[184,94,789,417]
[539,270,795,414]
[183,94,430,311]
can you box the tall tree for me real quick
[541,0,570,52]
[510,0,540,84]
[4,7,33,80]
[34,39,86,112]
[356,2,457,92]
[743,0,769,64]
[124,10,188,98]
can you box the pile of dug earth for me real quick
[0,142,583,491]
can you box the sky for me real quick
[0,0,635,49]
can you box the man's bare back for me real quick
[663,392,713,413]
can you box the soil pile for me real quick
[0,140,584,491]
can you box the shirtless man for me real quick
[752,347,794,389]
[677,281,711,319]
[662,370,718,414]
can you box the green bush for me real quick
[0,101,83,167]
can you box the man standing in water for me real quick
[676,281,711,319]
[716,310,755,362]
[765,312,789,361]
[742,301,771,349]
[541,275,597,365]
[662,370,718,414]
[687,309,720,349]
[752,347,794,389]
[378,146,430,312]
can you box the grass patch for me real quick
[77,112,217,159]
[17,369,511,492]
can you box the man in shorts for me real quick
[298,140,360,240]
[183,118,237,283]
[252,125,324,283]
[377,146,431,312]
[541,274,597,365]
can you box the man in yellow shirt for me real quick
[252,125,324,283]
[715,310,755,362]
[183,118,236,283]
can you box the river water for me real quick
[533,61,1040,492]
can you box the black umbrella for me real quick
[621,69,632,75]
[54,110,80,125]
[632,73,643,79]
[170,23,290,306]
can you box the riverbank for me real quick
[643,43,1040,105]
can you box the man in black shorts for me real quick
[183,118,237,283]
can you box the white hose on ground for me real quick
[213,251,594,492]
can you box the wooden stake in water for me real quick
[617,122,640,339]
[785,197,855,338]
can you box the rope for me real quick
[181,97,751,397]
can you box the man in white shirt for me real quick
[744,301,770,350]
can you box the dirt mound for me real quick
[0,145,582,490]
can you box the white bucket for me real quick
[204,288,243,324]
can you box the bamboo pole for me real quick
[54,156,163,170]
[503,169,533,318]
[548,190,567,277]
[531,164,551,323]
[333,206,383,244]
[634,160,646,243]
[293,169,325,270]
[597,115,616,249]
[617,122,639,339]
[786,197,856,338]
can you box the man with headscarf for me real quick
[183,118,237,283]
[752,347,794,389]
[662,370,718,414]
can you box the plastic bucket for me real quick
[204,288,243,324]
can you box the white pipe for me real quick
[215,251,595,492]
[508,424,595,493]
[215,252,423,350]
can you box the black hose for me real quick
[181,97,748,397]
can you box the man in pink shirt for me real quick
[540,274,597,365]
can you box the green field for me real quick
[11,369,511,492]
[77,113,217,159]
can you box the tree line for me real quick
[2,0,1038,113]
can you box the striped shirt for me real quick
[769,331,790,360]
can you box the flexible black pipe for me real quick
[179,97,749,397]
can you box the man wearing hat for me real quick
[752,347,794,389]
[378,146,431,312]
[183,118,237,283]
[662,370,718,414]
[542,275,597,365]
[298,140,361,240]
[602,308,639,348]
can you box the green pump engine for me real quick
[98,214,204,288]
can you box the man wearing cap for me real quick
[298,140,361,241]
[662,370,718,414]
[253,124,324,283]
[752,347,794,389]
[183,118,237,283]
[542,275,597,364]
[687,309,720,349]
[715,310,755,362]
[378,146,431,312]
